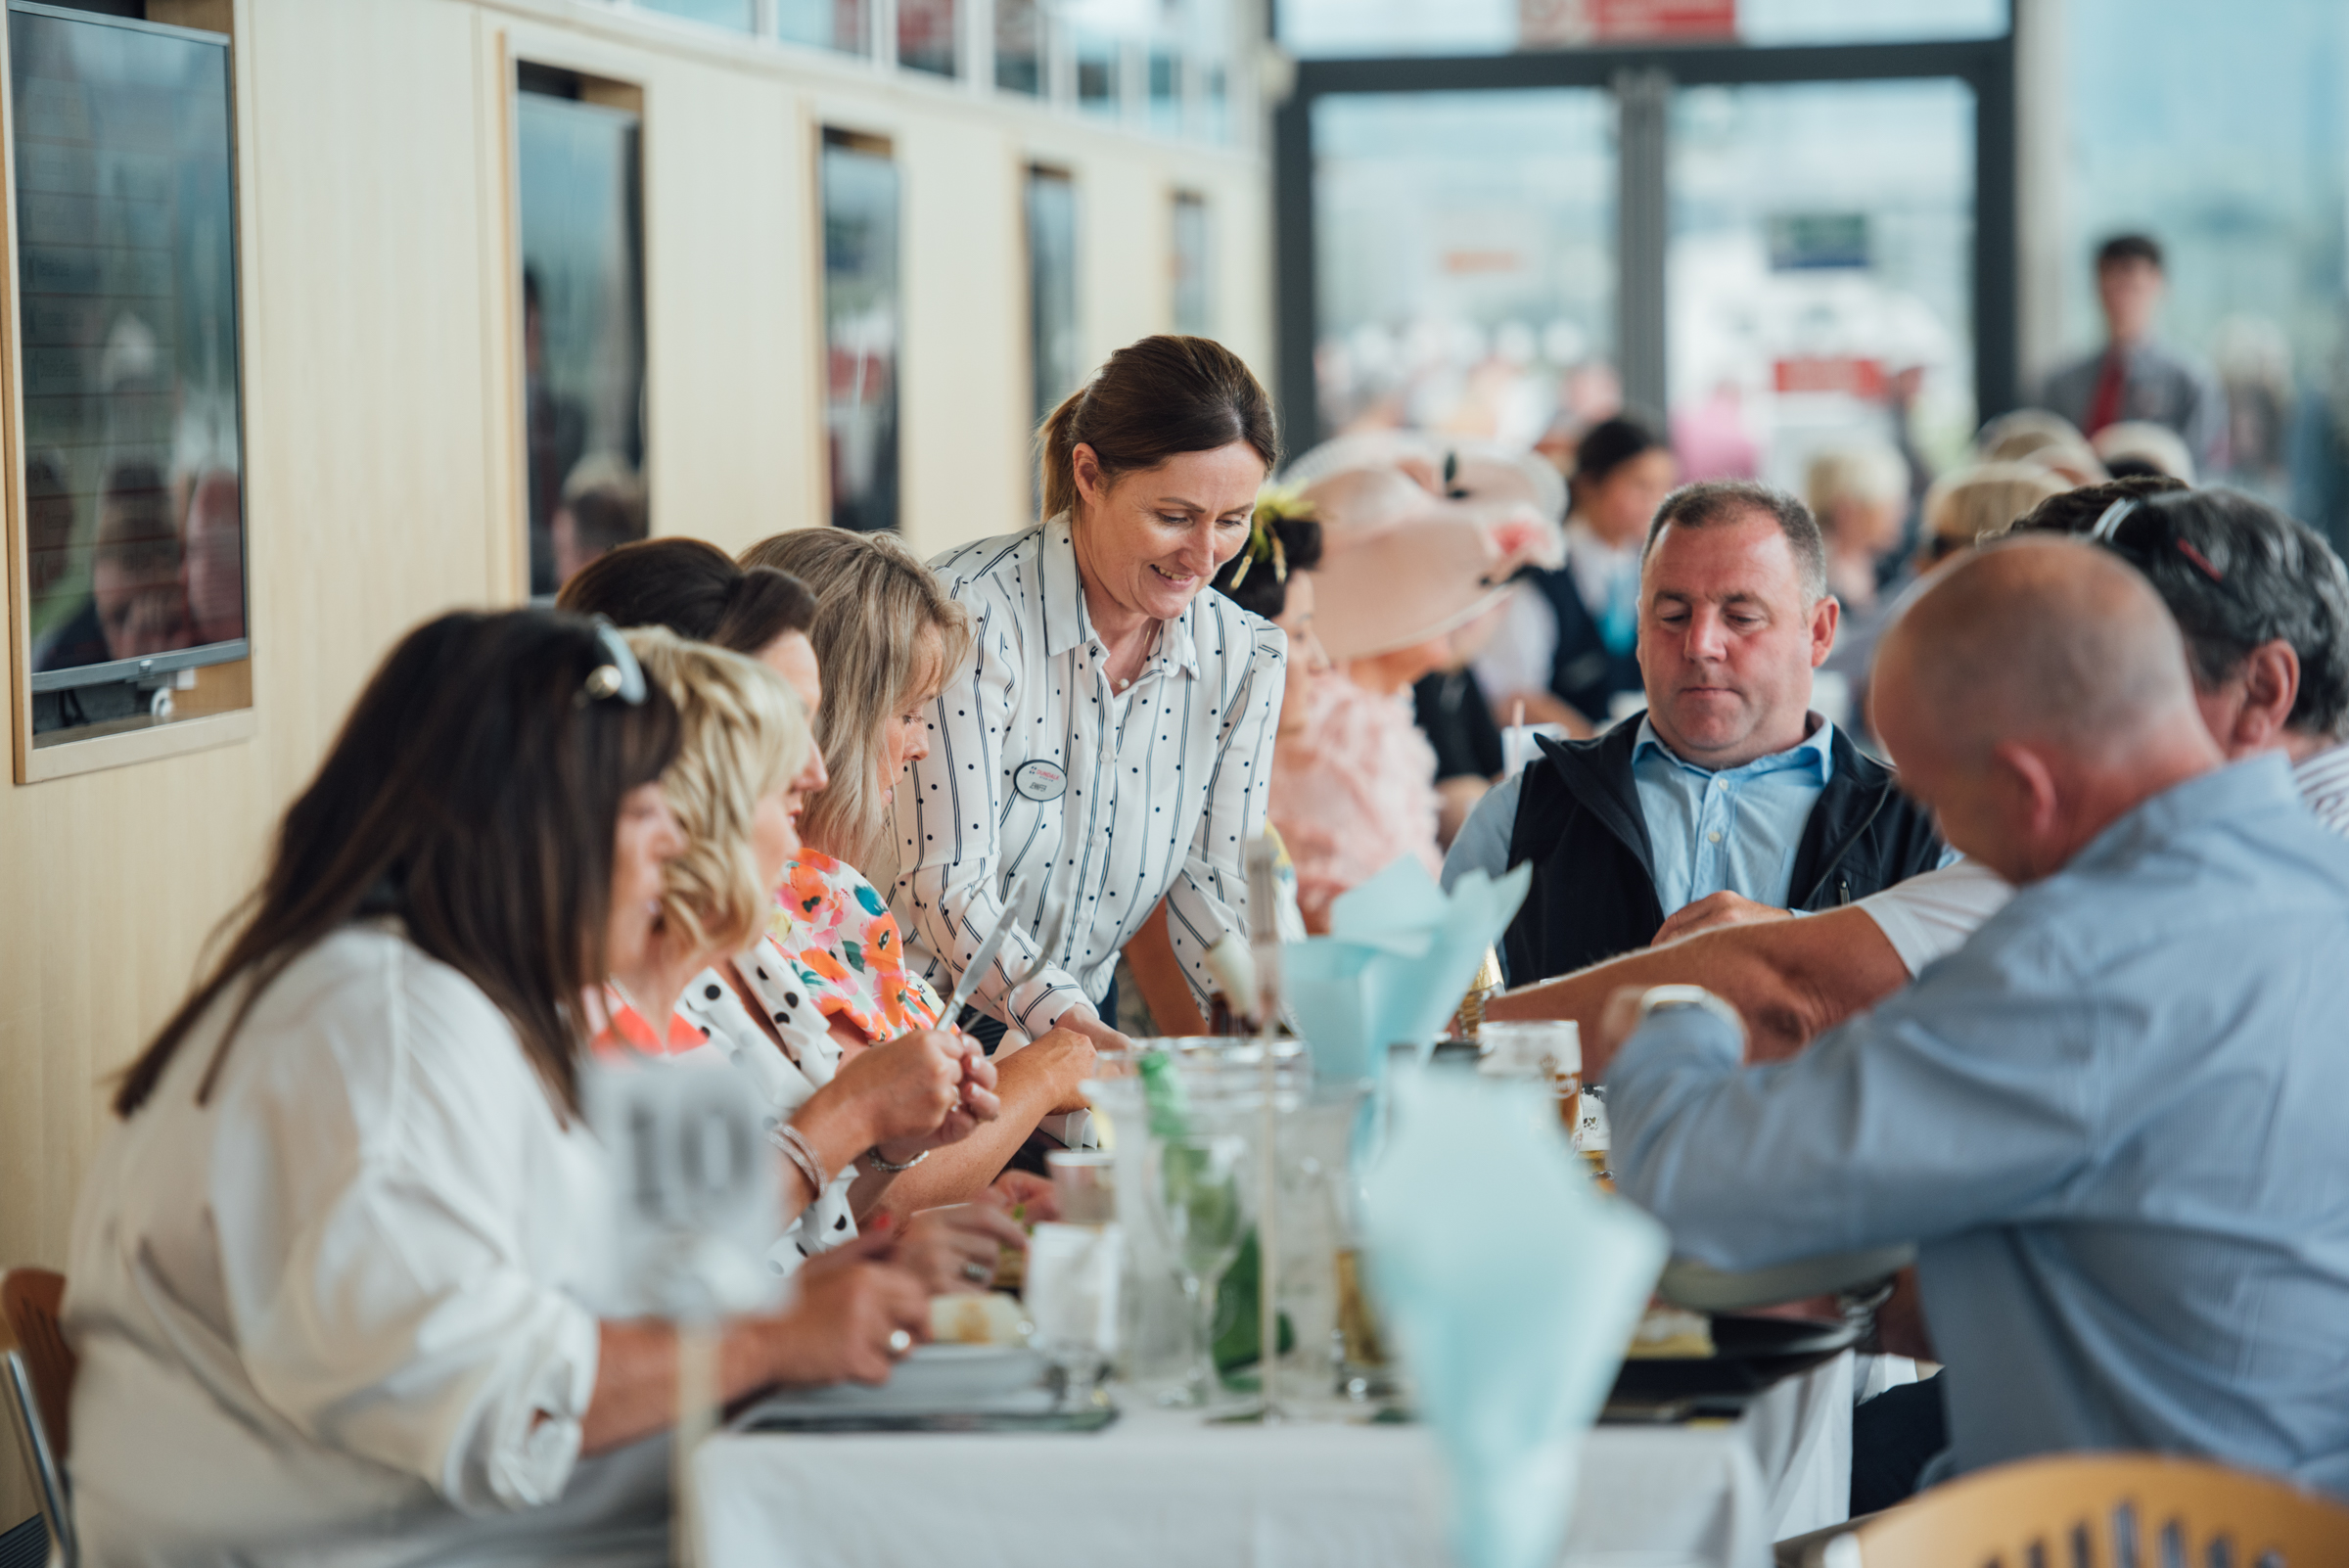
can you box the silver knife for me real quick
[943,870,1037,1030]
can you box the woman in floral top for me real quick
[771,848,944,1039]
[744,529,1100,1210]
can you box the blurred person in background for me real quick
[2091,420,2195,484]
[1413,600,1510,847]
[181,468,245,646]
[24,452,74,605]
[2040,234,2227,476]
[2212,313,2293,495]
[36,460,191,669]
[1474,415,1674,735]
[1911,462,2073,576]
[744,526,1100,1206]
[1269,443,1561,929]
[2289,322,2349,560]
[1807,440,1911,734]
[553,452,649,588]
[67,612,934,1567]
[1974,408,2107,486]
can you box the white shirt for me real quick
[1469,517,1643,703]
[896,518,1285,1038]
[1858,743,2349,974]
[66,923,669,1568]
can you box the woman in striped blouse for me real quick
[895,335,1287,1054]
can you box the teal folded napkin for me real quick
[1283,856,1531,1081]
[1363,1068,1668,1568]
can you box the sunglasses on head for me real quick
[581,620,647,706]
[2088,497,2226,584]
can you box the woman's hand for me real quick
[986,1169,1060,1222]
[1055,1009,1132,1060]
[1014,1025,1099,1115]
[759,1230,933,1387]
[885,1204,1029,1296]
[829,1028,1001,1152]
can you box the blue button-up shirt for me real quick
[1607,757,2349,1495]
[1442,715,1835,916]
[1628,716,1834,916]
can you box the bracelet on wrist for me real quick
[769,1121,832,1196]
[864,1143,931,1174]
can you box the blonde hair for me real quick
[738,530,974,872]
[1975,409,2107,485]
[1916,462,2072,568]
[1803,440,1909,532]
[623,626,810,959]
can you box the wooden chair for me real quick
[1,1268,75,1568]
[1833,1451,2349,1568]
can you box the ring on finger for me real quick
[887,1328,913,1358]
[961,1260,992,1285]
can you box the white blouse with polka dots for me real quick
[675,940,860,1269]
[895,517,1286,1041]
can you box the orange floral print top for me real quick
[770,848,945,1041]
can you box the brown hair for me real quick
[113,611,681,1122]
[1642,480,1829,603]
[1037,335,1279,525]
[558,535,816,656]
[741,529,974,872]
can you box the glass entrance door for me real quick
[1667,77,1977,488]
[1281,37,2011,468]
[1310,88,1617,450]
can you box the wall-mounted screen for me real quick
[820,130,898,532]
[517,69,647,597]
[13,1,246,744]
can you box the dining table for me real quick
[692,1350,1855,1568]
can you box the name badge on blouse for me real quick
[1013,759,1067,803]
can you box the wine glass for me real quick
[1141,1128,1255,1407]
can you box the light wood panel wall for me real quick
[0,0,1267,1524]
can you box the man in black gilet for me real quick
[1443,480,1944,985]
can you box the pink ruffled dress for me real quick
[1268,673,1443,932]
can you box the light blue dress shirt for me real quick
[1606,757,2349,1495]
[1441,717,1835,918]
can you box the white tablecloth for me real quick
[694,1354,1853,1568]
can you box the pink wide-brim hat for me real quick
[1284,433,1566,664]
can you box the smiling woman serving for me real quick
[895,335,1286,1055]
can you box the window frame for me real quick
[2,0,256,783]
[1272,35,2018,450]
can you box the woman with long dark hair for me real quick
[67,611,937,1566]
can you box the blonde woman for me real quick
[1912,462,2072,573]
[597,627,1021,1283]
[743,529,1099,1212]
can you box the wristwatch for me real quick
[1635,985,1746,1043]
